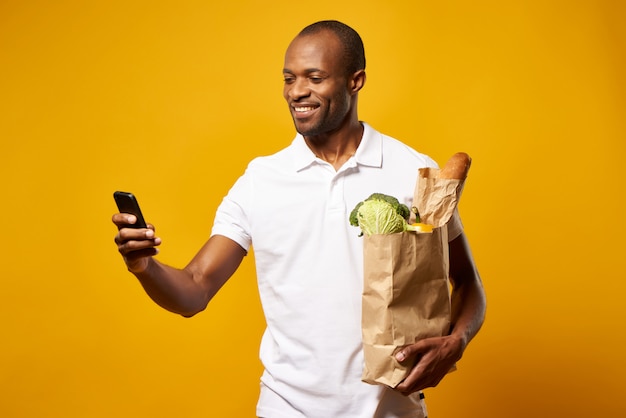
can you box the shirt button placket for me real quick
[327,173,345,212]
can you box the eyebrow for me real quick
[282,68,328,75]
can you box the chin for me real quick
[294,122,321,137]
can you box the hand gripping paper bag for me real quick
[360,153,470,387]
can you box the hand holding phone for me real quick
[113,191,148,228]
[112,191,160,273]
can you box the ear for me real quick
[349,70,366,94]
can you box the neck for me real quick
[305,121,364,170]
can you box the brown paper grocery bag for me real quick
[413,167,466,226]
[360,168,466,387]
[361,227,450,387]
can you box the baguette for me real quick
[438,152,472,180]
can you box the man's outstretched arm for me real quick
[113,213,246,317]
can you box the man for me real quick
[113,20,486,418]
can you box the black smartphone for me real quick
[113,191,148,229]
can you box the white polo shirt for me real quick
[211,123,462,418]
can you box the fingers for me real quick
[394,343,426,394]
[112,213,154,230]
[395,340,424,363]
[394,339,448,395]
[112,212,161,274]
[115,227,161,254]
[113,212,161,256]
[395,361,442,395]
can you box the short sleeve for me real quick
[211,172,252,253]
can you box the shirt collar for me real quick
[354,122,382,168]
[291,122,382,172]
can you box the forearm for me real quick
[448,233,487,352]
[449,274,486,351]
[130,236,246,317]
[133,258,211,317]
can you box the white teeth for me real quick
[295,106,315,112]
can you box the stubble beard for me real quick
[291,98,350,140]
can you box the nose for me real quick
[286,78,310,101]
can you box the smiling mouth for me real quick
[291,103,319,113]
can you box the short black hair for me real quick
[298,20,366,75]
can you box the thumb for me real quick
[395,341,426,362]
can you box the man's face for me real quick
[282,31,353,138]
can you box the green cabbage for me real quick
[354,199,409,235]
[350,193,422,236]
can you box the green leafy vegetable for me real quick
[350,193,421,236]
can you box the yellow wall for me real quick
[1,1,624,416]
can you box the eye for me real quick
[283,75,295,84]
[309,76,324,84]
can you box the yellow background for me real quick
[1,1,625,416]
